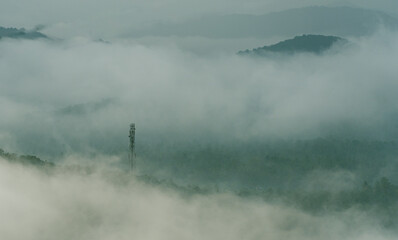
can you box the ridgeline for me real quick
[238,34,345,56]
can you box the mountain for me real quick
[238,34,346,56]
[130,6,398,38]
[0,27,48,40]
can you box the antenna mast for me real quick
[129,123,136,171]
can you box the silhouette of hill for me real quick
[238,34,345,56]
[0,27,48,40]
[0,148,53,167]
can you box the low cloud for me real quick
[0,159,395,240]
[1,31,398,158]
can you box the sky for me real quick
[0,0,397,38]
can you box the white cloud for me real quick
[1,31,398,156]
[0,159,393,240]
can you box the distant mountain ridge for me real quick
[0,148,53,167]
[131,6,398,38]
[0,26,48,40]
[238,34,345,56]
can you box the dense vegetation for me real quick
[138,138,398,189]
[137,137,398,227]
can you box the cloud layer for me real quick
[1,31,398,159]
[1,159,395,240]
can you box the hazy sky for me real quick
[0,0,397,38]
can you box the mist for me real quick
[1,31,398,157]
[1,158,396,240]
[1,1,398,238]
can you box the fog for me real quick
[1,158,396,240]
[1,31,398,158]
[1,2,398,237]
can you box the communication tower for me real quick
[129,123,136,171]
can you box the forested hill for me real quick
[0,148,53,167]
[238,34,345,56]
[137,138,398,189]
[0,27,48,40]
